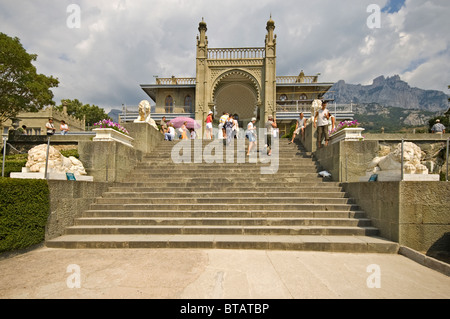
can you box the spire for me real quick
[198,18,207,47]
[266,15,275,46]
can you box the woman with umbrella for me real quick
[180,121,188,140]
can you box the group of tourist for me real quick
[160,116,196,141]
[289,101,336,149]
[218,112,240,145]
[45,118,70,136]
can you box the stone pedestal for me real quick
[359,171,440,182]
[93,128,134,148]
[10,167,93,181]
[330,128,365,144]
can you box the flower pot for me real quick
[93,128,134,148]
[330,127,365,144]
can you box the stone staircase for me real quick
[46,139,399,253]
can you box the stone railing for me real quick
[155,77,196,85]
[276,103,353,113]
[276,75,319,84]
[207,47,265,60]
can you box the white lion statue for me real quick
[367,142,428,175]
[134,100,158,129]
[26,144,87,175]
[311,99,322,118]
[135,100,151,122]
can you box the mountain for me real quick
[108,109,121,123]
[325,75,449,112]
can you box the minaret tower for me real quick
[263,15,277,123]
[195,18,209,127]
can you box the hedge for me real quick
[0,178,50,253]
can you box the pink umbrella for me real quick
[168,117,201,129]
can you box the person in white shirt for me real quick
[289,112,306,144]
[45,118,56,136]
[314,101,330,148]
[60,120,69,135]
[219,112,228,139]
[165,123,175,141]
[246,117,257,156]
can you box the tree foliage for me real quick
[54,99,111,127]
[0,32,59,124]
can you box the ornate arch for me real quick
[211,69,261,103]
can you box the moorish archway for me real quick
[212,70,261,123]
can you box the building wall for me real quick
[2,107,85,135]
[343,181,450,257]
[154,88,196,113]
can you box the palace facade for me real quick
[140,18,336,134]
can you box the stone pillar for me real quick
[195,19,209,133]
[263,17,277,126]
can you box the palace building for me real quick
[139,18,342,135]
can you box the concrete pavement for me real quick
[0,246,449,299]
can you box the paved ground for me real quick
[0,247,449,299]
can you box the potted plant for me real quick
[329,120,365,144]
[92,119,133,147]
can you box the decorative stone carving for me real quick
[25,144,87,175]
[367,142,428,175]
[311,99,322,118]
[134,100,158,130]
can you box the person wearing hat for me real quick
[431,119,446,134]
[265,115,277,156]
[205,110,213,139]
[246,117,257,156]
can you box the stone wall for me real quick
[122,122,164,154]
[306,134,449,182]
[78,140,143,183]
[343,181,450,259]
[46,180,118,240]
[312,140,379,182]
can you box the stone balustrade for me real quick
[276,75,318,84]
[207,47,265,60]
[155,77,196,85]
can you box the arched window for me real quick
[299,94,307,100]
[184,95,192,113]
[279,94,288,102]
[165,95,173,113]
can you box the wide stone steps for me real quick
[74,217,372,227]
[100,192,348,199]
[107,186,344,193]
[45,139,400,253]
[88,203,360,211]
[45,234,398,253]
[92,197,355,205]
[126,174,324,181]
[63,225,379,236]
[80,210,367,218]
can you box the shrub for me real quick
[0,154,27,177]
[60,149,79,159]
[281,122,297,139]
[0,178,50,253]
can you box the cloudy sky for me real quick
[1,0,449,112]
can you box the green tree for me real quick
[55,99,111,127]
[0,33,59,125]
